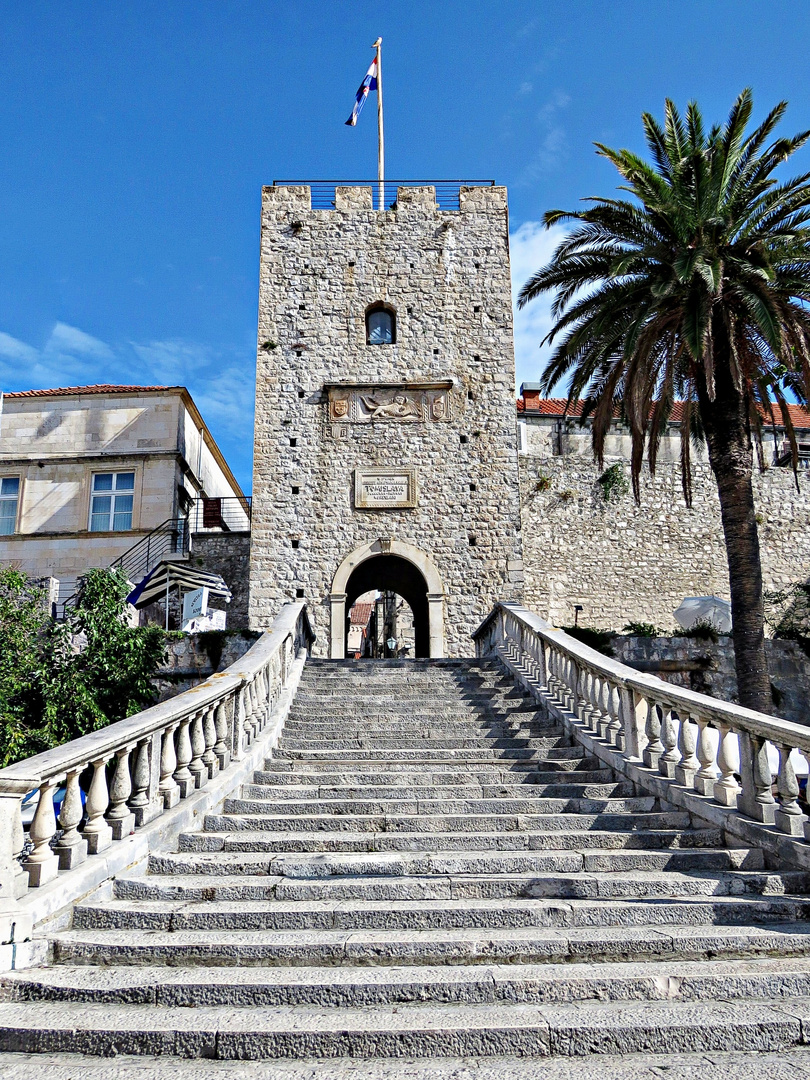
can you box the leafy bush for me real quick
[561,625,615,657]
[679,619,719,642]
[533,473,552,493]
[622,621,663,637]
[597,463,629,502]
[765,581,810,656]
[0,567,170,767]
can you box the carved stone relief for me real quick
[327,384,452,426]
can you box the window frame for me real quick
[0,474,21,536]
[365,302,397,346]
[88,470,137,533]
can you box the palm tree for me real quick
[518,90,810,713]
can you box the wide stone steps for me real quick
[3,996,810,1060]
[202,810,695,834]
[70,896,810,933]
[6,655,810,1071]
[40,922,810,968]
[178,828,724,853]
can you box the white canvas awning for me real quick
[126,560,232,610]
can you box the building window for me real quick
[366,303,396,345]
[0,477,19,535]
[90,472,135,532]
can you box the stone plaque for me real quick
[327,383,452,425]
[354,467,418,509]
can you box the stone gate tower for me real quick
[249,182,524,657]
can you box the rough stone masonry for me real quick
[249,183,524,656]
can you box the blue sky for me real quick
[2,0,810,491]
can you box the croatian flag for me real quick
[345,56,378,126]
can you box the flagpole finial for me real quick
[372,37,382,47]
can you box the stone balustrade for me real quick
[474,602,810,860]
[0,602,314,911]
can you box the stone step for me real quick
[8,957,810,1010]
[4,1049,809,1080]
[223,796,658,817]
[251,766,617,786]
[271,746,591,761]
[179,827,723,854]
[204,810,694,834]
[239,782,636,801]
[44,922,810,968]
[2,995,805,1060]
[261,757,601,775]
[144,847,765,885]
[113,869,807,905]
[276,737,571,751]
[70,895,810,934]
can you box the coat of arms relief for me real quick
[327,383,452,427]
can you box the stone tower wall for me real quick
[250,184,524,656]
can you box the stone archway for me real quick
[329,539,445,659]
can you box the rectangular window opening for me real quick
[290,438,297,447]
[0,477,20,536]
[295,588,304,599]
[291,539,300,549]
[291,486,300,495]
[90,472,134,532]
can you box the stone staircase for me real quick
[4,657,810,1075]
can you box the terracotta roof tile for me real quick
[349,601,374,628]
[4,384,178,399]
[518,396,810,427]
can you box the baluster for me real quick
[643,701,664,769]
[83,756,113,854]
[693,718,720,796]
[249,678,261,740]
[213,702,231,770]
[106,745,136,839]
[128,737,162,826]
[658,709,680,779]
[202,706,218,778]
[24,778,61,886]
[606,685,622,748]
[775,743,806,835]
[188,711,207,789]
[577,669,594,728]
[736,733,776,824]
[597,679,612,741]
[173,718,194,797]
[55,767,88,870]
[674,713,699,787]
[713,723,741,807]
[159,724,181,808]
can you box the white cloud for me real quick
[510,221,568,390]
[43,322,114,361]
[0,331,39,364]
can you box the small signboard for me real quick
[182,586,209,625]
[184,609,227,634]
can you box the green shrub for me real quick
[679,620,719,642]
[597,463,629,502]
[622,621,663,637]
[561,625,615,657]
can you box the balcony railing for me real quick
[188,496,252,533]
[272,179,496,212]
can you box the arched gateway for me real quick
[329,539,445,658]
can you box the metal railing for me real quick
[0,603,314,904]
[272,179,496,211]
[474,602,810,864]
[109,517,189,583]
[188,496,252,533]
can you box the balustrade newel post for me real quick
[0,778,34,899]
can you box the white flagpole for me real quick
[374,37,384,210]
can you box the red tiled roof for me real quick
[4,384,178,399]
[349,602,374,629]
[517,396,810,427]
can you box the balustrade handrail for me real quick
[473,602,810,853]
[474,603,810,751]
[0,602,315,910]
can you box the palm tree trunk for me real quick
[696,346,771,713]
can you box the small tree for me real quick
[0,567,169,767]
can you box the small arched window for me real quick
[366,303,396,345]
